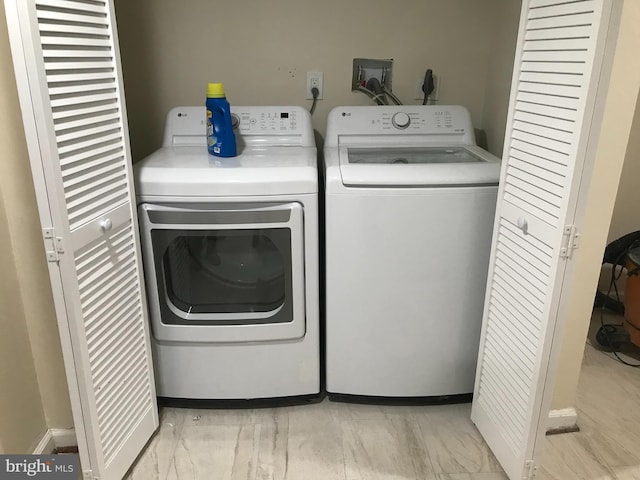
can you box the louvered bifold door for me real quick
[4,0,158,478]
[471,1,616,479]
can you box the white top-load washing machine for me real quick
[135,106,319,401]
[324,105,500,399]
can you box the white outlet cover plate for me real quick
[306,71,324,100]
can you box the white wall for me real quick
[0,192,46,453]
[114,0,512,159]
[608,94,640,243]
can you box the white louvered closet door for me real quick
[4,1,158,479]
[471,1,618,480]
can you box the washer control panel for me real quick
[380,109,460,132]
[330,106,470,134]
[326,105,475,147]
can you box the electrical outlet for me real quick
[306,71,323,100]
[414,73,439,102]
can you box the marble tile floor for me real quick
[126,314,640,480]
[126,400,506,480]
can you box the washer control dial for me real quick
[392,112,411,129]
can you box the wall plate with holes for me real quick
[306,71,324,100]
[351,58,393,91]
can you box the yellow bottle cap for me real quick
[207,83,225,98]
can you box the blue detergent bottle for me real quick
[206,82,237,157]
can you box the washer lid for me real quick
[134,145,318,197]
[339,145,500,187]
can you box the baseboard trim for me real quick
[32,431,55,454]
[32,429,76,454]
[546,407,579,435]
[51,429,76,448]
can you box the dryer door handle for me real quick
[141,202,298,226]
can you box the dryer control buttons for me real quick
[392,112,411,129]
[236,110,298,133]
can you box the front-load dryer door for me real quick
[138,202,306,343]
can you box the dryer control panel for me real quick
[163,106,314,147]
[324,105,476,147]
[234,108,299,134]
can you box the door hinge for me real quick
[82,470,98,480]
[560,225,580,259]
[523,459,537,480]
[43,227,64,263]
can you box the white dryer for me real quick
[324,105,500,399]
[135,106,319,400]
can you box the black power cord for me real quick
[309,86,319,115]
[422,69,434,105]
